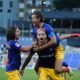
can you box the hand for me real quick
[32,45,42,52]
[32,41,43,52]
[32,45,39,52]
[19,70,24,77]
[32,41,38,48]
[32,41,39,52]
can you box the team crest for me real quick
[15,43,20,47]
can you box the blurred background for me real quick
[0,0,80,80]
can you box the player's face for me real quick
[31,14,39,25]
[37,29,47,42]
[15,28,20,40]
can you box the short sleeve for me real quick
[12,42,22,50]
[45,25,55,38]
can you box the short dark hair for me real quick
[32,11,44,22]
[6,27,17,41]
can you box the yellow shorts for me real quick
[38,67,64,80]
[55,44,64,60]
[6,70,21,80]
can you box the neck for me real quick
[37,22,44,29]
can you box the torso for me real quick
[6,40,21,72]
[37,46,56,68]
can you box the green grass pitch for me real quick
[0,68,80,80]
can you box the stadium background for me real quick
[0,0,80,80]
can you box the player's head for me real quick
[6,27,20,41]
[37,28,47,43]
[31,11,44,25]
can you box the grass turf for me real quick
[0,68,80,80]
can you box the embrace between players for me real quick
[5,11,80,80]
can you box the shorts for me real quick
[6,70,22,80]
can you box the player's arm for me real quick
[40,26,57,49]
[20,46,32,52]
[59,33,80,40]
[59,34,72,40]
[21,53,33,71]
[20,49,35,76]
[42,25,57,46]
[13,42,32,53]
[20,53,33,76]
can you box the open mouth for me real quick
[40,38,44,41]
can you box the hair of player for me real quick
[32,11,44,22]
[36,28,49,40]
[37,28,46,34]
[6,26,18,41]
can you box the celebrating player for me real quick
[31,11,80,73]
[31,11,64,74]
[5,27,31,80]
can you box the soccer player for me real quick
[31,11,64,73]
[20,28,80,80]
[5,27,31,80]
[31,11,80,73]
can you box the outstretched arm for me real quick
[20,49,35,71]
[12,42,32,53]
[20,53,33,76]
[59,33,80,40]
[20,46,32,53]
[59,34,72,40]
[21,53,33,71]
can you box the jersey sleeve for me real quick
[30,48,35,55]
[12,42,22,51]
[45,25,55,38]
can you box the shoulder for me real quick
[6,40,14,49]
[33,27,37,32]
[43,23,53,31]
[7,40,14,45]
[8,40,20,46]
